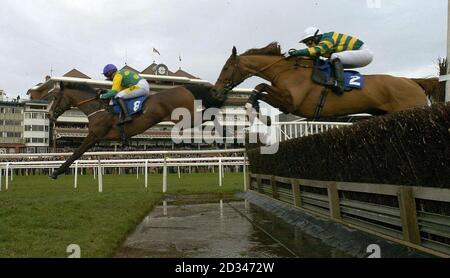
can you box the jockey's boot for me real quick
[116,98,133,125]
[332,59,345,95]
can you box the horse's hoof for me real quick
[49,171,59,180]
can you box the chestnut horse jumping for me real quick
[212,42,443,118]
[47,82,224,179]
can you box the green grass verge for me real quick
[0,172,244,258]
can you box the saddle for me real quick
[110,95,148,116]
[109,95,149,147]
[312,59,365,92]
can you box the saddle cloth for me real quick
[111,96,148,116]
[312,59,365,91]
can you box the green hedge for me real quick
[248,103,450,188]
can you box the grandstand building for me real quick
[0,100,24,154]
[0,99,52,154]
[23,100,50,153]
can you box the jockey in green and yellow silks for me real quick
[289,27,373,94]
[100,64,150,125]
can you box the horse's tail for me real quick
[411,78,445,103]
[183,84,228,109]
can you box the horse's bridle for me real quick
[51,83,103,120]
[216,56,251,93]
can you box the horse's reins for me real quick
[75,97,98,107]
[252,56,287,75]
[74,96,106,118]
[248,56,314,86]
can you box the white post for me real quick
[177,166,181,179]
[222,161,225,179]
[93,166,96,180]
[10,166,13,181]
[98,159,103,193]
[145,160,148,188]
[163,200,168,216]
[243,155,247,192]
[219,158,223,187]
[74,161,78,189]
[0,166,3,192]
[447,0,450,102]
[163,155,167,193]
[5,163,9,191]
[136,166,139,180]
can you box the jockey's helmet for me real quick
[300,27,322,43]
[103,64,117,76]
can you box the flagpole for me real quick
[446,0,450,102]
[152,47,161,64]
[152,48,155,63]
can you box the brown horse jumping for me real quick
[48,82,224,179]
[212,42,443,118]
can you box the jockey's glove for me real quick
[288,49,299,57]
[99,91,117,100]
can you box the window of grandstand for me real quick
[29,105,46,110]
[3,132,22,138]
[25,125,46,132]
[33,138,42,143]
[0,120,22,125]
[31,113,45,119]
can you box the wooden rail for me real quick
[249,173,450,258]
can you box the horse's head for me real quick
[213,42,285,96]
[48,82,73,123]
[213,46,248,96]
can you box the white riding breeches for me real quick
[330,44,374,69]
[115,79,150,99]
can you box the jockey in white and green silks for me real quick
[289,27,373,94]
[100,64,150,124]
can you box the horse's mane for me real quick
[241,42,283,56]
[64,82,97,95]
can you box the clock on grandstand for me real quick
[155,64,169,76]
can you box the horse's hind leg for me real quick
[50,132,99,179]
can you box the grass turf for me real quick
[0,172,244,257]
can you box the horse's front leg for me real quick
[50,132,99,180]
[251,83,293,114]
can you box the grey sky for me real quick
[0,0,447,99]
